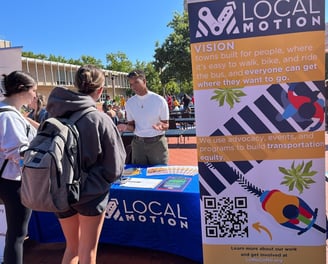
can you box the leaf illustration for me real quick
[279,160,317,194]
[211,88,246,109]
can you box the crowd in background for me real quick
[101,92,194,126]
[165,93,194,113]
[21,91,195,128]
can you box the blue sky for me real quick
[0,1,184,65]
[1,1,326,65]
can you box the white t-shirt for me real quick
[126,91,169,137]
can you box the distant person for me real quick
[0,71,38,264]
[166,94,172,111]
[182,93,191,112]
[119,94,126,109]
[106,104,119,125]
[46,65,126,264]
[27,93,48,124]
[172,96,180,111]
[117,69,169,165]
[102,95,112,113]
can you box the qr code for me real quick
[203,196,248,238]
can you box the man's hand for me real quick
[117,124,127,133]
[152,121,168,131]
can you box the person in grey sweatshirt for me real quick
[46,65,126,264]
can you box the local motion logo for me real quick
[105,198,189,229]
[196,0,321,38]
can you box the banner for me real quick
[0,46,22,97]
[188,0,326,263]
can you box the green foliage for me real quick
[48,54,68,63]
[211,88,246,108]
[80,55,103,68]
[279,160,317,194]
[106,51,133,72]
[153,11,192,92]
[125,88,134,97]
[22,51,47,60]
[22,51,103,68]
[165,80,180,96]
[143,63,162,94]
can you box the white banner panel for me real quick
[0,46,22,97]
[188,0,326,263]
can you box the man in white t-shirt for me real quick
[117,70,169,165]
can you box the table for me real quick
[28,166,203,263]
[175,118,195,123]
[175,117,196,129]
[170,111,195,118]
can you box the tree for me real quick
[164,80,180,96]
[22,51,103,68]
[106,51,133,72]
[143,63,162,95]
[122,62,162,95]
[48,54,68,63]
[79,55,103,68]
[153,11,192,95]
[22,51,47,60]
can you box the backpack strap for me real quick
[0,107,31,137]
[0,108,31,177]
[64,106,97,182]
[0,107,22,115]
[0,159,8,178]
[68,106,97,125]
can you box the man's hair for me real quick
[127,69,145,79]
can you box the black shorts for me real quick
[56,192,109,219]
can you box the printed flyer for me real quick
[187,0,326,263]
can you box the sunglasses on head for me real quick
[127,71,144,78]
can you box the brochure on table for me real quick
[119,165,198,191]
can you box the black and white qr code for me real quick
[203,196,248,238]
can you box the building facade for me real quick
[21,57,129,102]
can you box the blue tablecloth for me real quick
[28,166,203,263]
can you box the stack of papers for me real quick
[146,166,198,176]
[122,167,142,176]
[119,178,162,188]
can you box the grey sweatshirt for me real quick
[47,86,126,202]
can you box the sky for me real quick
[0,0,184,65]
[1,0,327,66]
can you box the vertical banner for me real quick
[188,0,326,263]
[0,47,22,98]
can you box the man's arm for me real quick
[117,121,135,132]
[152,120,169,131]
